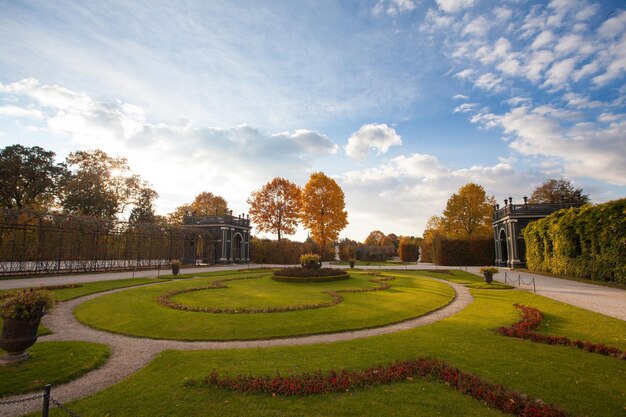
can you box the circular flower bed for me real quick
[272,268,350,283]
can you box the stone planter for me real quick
[171,265,180,275]
[0,310,45,364]
[483,272,493,284]
[302,262,322,270]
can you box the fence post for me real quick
[532,278,536,293]
[42,384,51,417]
[518,274,521,286]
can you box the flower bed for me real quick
[497,304,626,360]
[272,268,349,283]
[157,275,394,314]
[194,357,567,417]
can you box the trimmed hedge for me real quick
[272,268,349,283]
[399,243,418,262]
[432,237,493,266]
[523,199,626,283]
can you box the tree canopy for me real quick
[364,230,386,246]
[247,177,301,241]
[0,144,66,210]
[60,149,154,219]
[441,183,495,238]
[299,172,348,250]
[167,192,229,224]
[529,178,590,204]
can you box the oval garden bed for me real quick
[272,268,350,283]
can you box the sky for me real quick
[1,0,625,242]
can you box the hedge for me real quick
[432,237,493,266]
[399,243,418,262]
[523,199,626,283]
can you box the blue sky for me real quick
[1,0,625,241]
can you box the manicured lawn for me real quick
[0,341,110,396]
[0,278,170,336]
[41,270,626,417]
[74,271,455,340]
[335,260,413,266]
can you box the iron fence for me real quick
[0,209,210,277]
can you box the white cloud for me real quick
[454,68,474,79]
[452,94,469,100]
[436,0,476,14]
[453,103,476,113]
[530,31,555,50]
[543,57,578,88]
[598,10,626,38]
[463,15,489,37]
[493,7,512,21]
[0,105,44,119]
[345,123,402,160]
[372,0,417,16]
[474,73,502,91]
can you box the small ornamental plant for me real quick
[170,260,181,275]
[300,253,321,269]
[0,289,55,319]
[480,266,499,283]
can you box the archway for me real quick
[232,233,243,261]
[499,229,509,266]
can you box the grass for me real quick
[0,341,110,396]
[39,270,626,417]
[0,278,170,336]
[74,270,455,340]
[335,260,413,266]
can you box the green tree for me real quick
[441,183,495,238]
[300,172,348,251]
[0,144,67,210]
[60,149,153,219]
[128,187,159,224]
[529,178,590,204]
[247,177,301,242]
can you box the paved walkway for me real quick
[465,267,626,322]
[0,275,472,417]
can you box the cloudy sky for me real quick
[1,0,625,241]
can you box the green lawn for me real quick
[74,271,455,340]
[0,341,110,396]
[39,270,626,417]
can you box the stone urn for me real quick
[479,267,498,284]
[0,306,45,364]
[482,272,494,284]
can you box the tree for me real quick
[528,178,590,204]
[247,177,301,241]
[128,187,159,224]
[167,192,229,225]
[60,149,153,219]
[189,192,229,216]
[441,183,495,238]
[364,230,386,246]
[0,144,67,210]
[300,172,348,251]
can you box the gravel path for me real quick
[0,277,472,417]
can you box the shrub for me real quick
[0,289,55,319]
[496,304,625,360]
[399,242,418,262]
[272,268,349,283]
[250,238,316,264]
[200,358,568,416]
[432,237,493,266]
[523,199,626,283]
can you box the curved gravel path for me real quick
[0,278,472,417]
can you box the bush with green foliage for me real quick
[399,243,418,262]
[272,268,349,283]
[432,237,493,266]
[523,199,626,283]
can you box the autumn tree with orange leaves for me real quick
[247,177,301,241]
[300,172,348,252]
[167,191,229,224]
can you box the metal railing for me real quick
[504,272,536,293]
[0,384,81,417]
